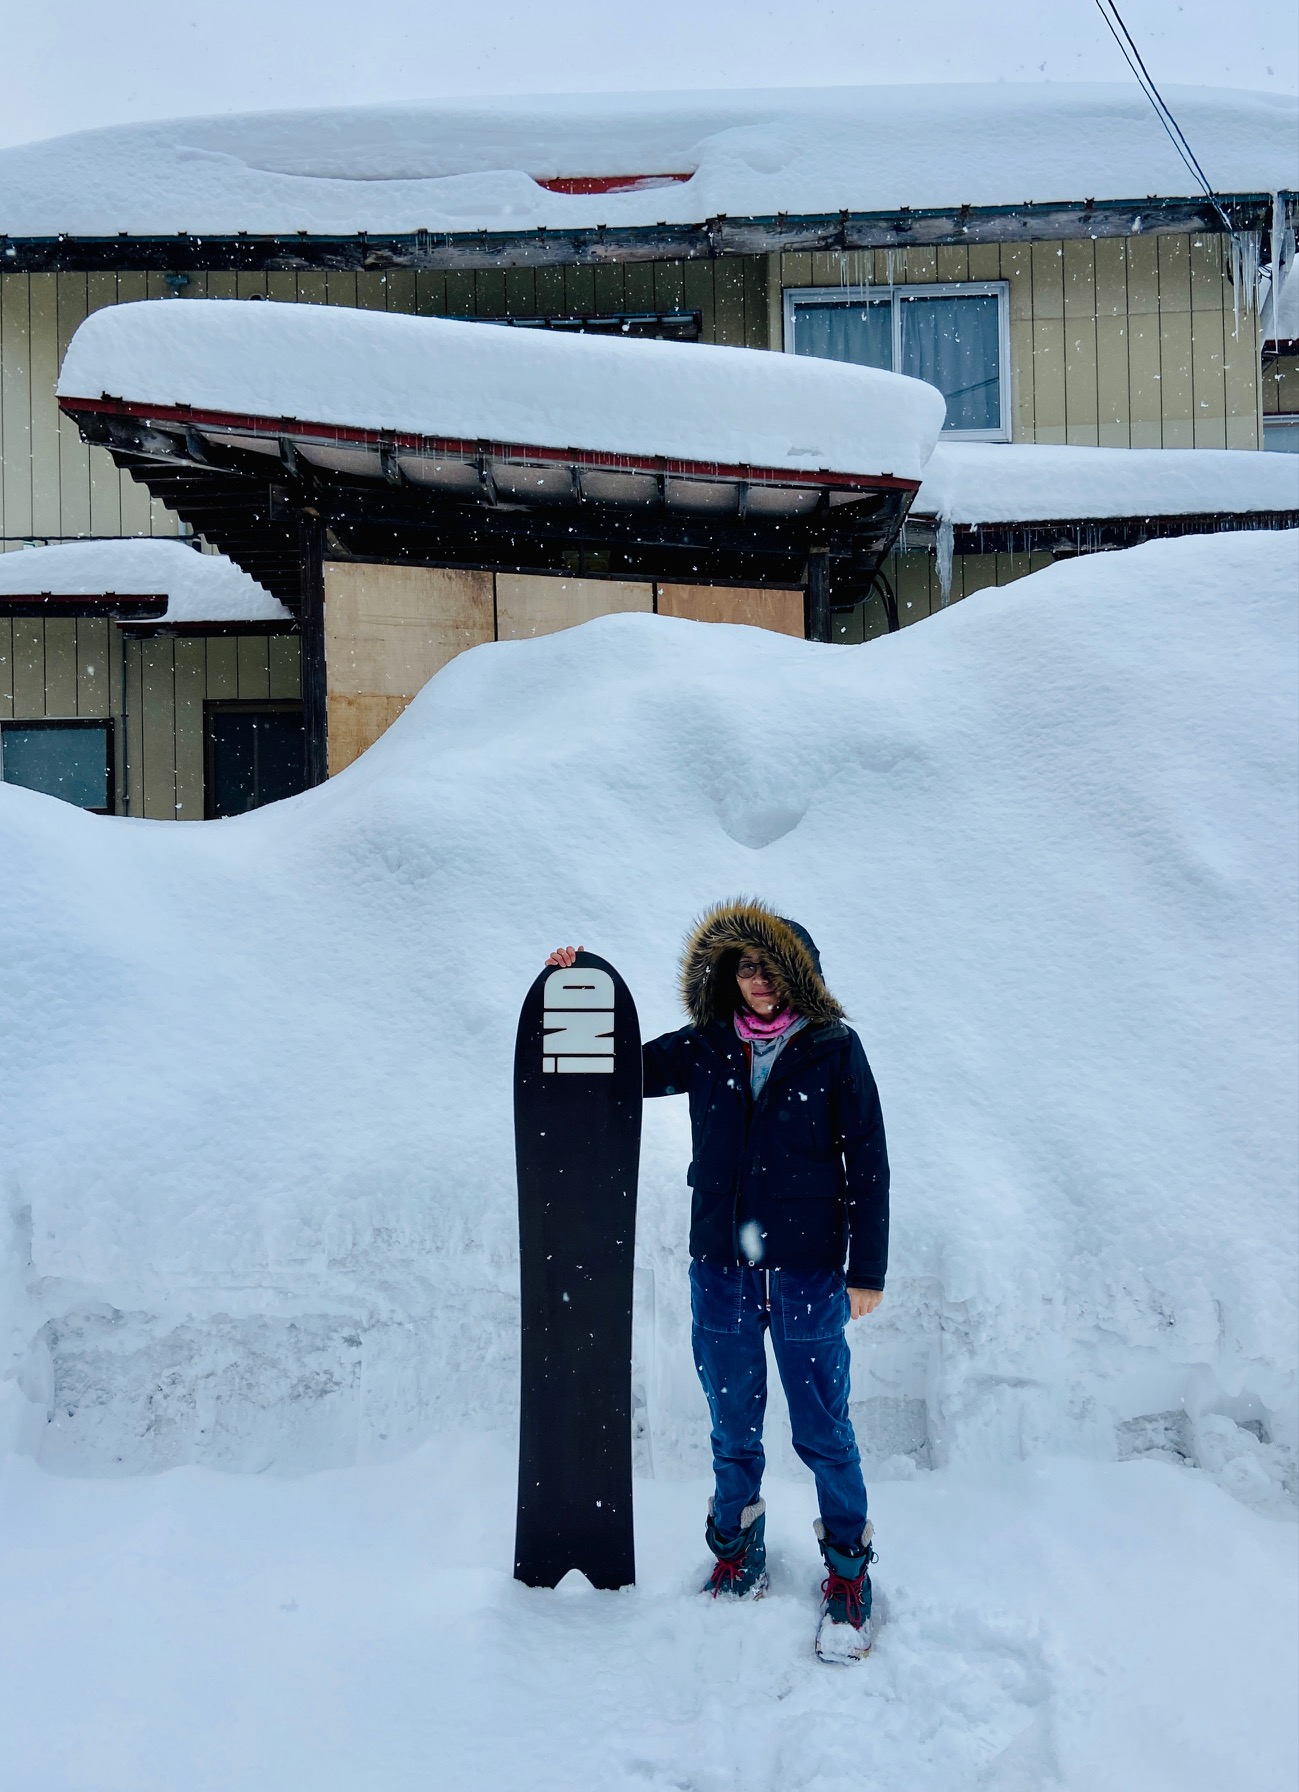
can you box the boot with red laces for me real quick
[814,1519,876,1662]
[701,1498,769,1599]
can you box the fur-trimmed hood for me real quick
[679,898,845,1028]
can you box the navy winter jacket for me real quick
[642,1016,890,1289]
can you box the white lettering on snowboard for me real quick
[543,967,615,1074]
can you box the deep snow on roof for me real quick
[57,299,946,481]
[0,538,288,622]
[915,442,1299,524]
[4,84,1295,239]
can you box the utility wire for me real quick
[1091,0,1235,234]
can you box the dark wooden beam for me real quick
[4,194,1281,274]
[805,551,832,643]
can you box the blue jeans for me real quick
[689,1260,868,1550]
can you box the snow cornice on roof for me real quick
[2,85,1294,265]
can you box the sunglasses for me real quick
[735,958,775,981]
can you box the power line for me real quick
[1091,0,1235,235]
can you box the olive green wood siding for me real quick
[832,548,1057,643]
[778,235,1262,448]
[1263,354,1299,414]
[0,616,299,817]
[0,239,1267,554]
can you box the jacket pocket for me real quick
[689,1260,744,1335]
[775,1268,848,1341]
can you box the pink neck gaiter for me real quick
[734,1005,800,1042]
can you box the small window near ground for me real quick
[0,720,113,812]
[784,281,1011,441]
[1262,415,1299,452]
[204,701,306,819]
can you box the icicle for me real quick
[885,248,896,288]
[1229,228,1261,340]
[1264,191,1297,345]
[936,517,954,607]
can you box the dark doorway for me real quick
[204,701,306,818]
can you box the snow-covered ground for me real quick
[1,530,1296,1789]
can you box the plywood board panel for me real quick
[960,556,999,599]
[622,262,655,314]
[443,270,475,317]
[328,692,409,775]
[173,636,206,819]
[268,633,302,699]
[967,244,1000,284]
[297,271,328,306]
[266,271,298,304]
[1159,311,1195,446]
[563,265,595,316]
[1062,240,1096,319]
[325,272,358,308]
[1096,315,1131,445]
[497,574,652,640]
[894,553,932,627]
[206,272,238,300]
[811,251,842,286]
[56,274,92,540]
[936,246,970,283]
[0,615,11,716]
[1064,306,1099,438]
[765,253,785,350]
[325,562,494,696]
[42,616,77,715]
[75,616,111,717]
[780,252,812,291]
[832,602,866,645]
[2,274,33,539]
[140,636,177,819]
[204,634,238,699]
[236,635,271,699]
[530,266,563,317]
[11,618,44,715]
[655,584,803,637]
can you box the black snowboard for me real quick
[513,951,643,1590]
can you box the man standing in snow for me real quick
[546,898,888,1662]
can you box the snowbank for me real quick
[0,538,287,623]
[916,441,1299,524]
[1,529,1295,1509]
[57,299,945,480]
[3,84,1295,236]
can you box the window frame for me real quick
[782,280,1013,442]
[0,717,115,814]
[203,698,306,820]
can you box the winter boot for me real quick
[814,1519,875,1662]
[702,1497,769,1599]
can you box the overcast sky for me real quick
[2,0,1295,151]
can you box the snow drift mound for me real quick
[1,532,1295,1507]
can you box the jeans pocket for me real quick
[689,1260,744,1335]
[775,1268,848,1342]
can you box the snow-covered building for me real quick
[1,86,1296,813]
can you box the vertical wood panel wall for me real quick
[0,618,299,817]
[777,234,1261,448]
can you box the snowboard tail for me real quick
[513,952,643,1590]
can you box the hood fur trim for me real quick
[679,898,845,1028]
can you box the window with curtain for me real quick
[785,282,1010,440]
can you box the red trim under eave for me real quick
[533,173,694,195]
[59,395,921,495]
